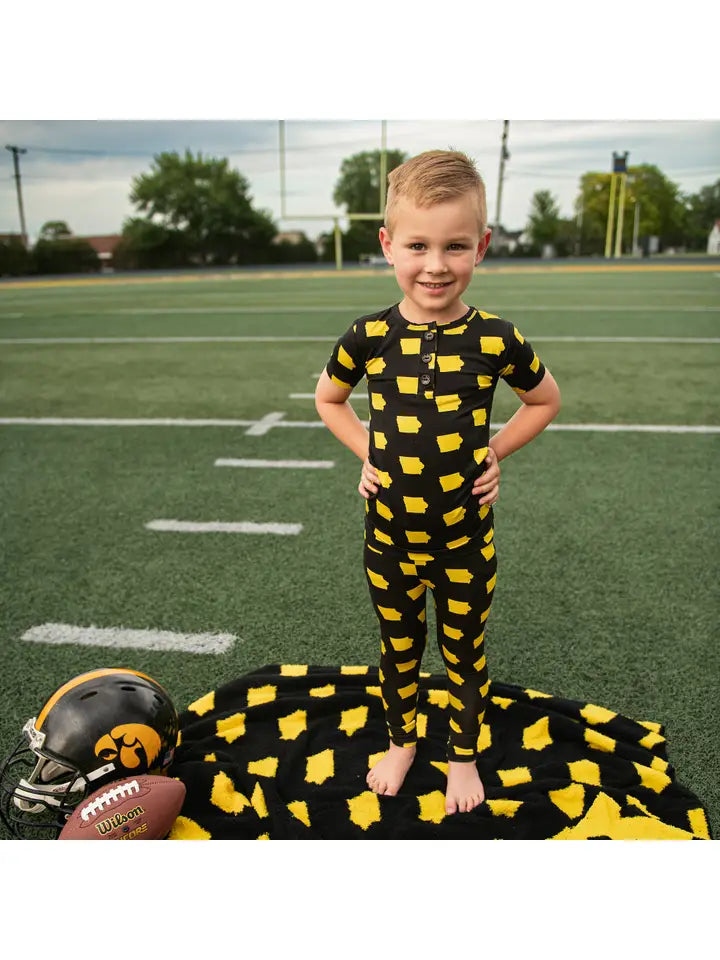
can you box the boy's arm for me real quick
[315,367,375,474]
[489,369,561,462]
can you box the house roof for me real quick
[74,235,122,256]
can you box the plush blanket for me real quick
[167,664,711,840]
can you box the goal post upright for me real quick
[277,120,388,270]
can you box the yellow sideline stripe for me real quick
[1,262,717,290]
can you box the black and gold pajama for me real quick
[325,304,546,761]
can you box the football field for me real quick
[1,262,718,838]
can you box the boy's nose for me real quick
[426,251,447,274]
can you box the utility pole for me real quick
[5,145,28,248]
[493,121,510,244]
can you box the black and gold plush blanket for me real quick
[167,664,711,840]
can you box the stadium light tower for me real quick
[5,145,28,249]
[605,151,629,258]
[493,121,510,244]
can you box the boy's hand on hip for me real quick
[359,457,380,499]
[473,447,500,505]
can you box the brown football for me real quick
[58,775,186,840]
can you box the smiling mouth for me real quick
[420,281,452,288]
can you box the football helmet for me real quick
[0,667,179,839]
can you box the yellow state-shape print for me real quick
[446,568,472,583]
[441,643,460,664]
[278,709,307,741]
[306,748,335,785]
[511,386,526,395]
[408,552,433,564]
[472,631,485,649]
[347,791,381,831]
[390,635,414,652]
[287,801,311,828]
[435,394,461,412]
[530,353,540,373]
[399,456,424,474]
[376,469,392,488]
[487,799,523,818]
[439,472,464,492]
[472,408,487,426]
[477,724,491,753]
[340,665,369,675]
[340,705,368,737]
[448,598,471,615]
[397,659,418,674]
[399,561,417,575]
[406,530,430,543]
[365,319,389,337]
[400,337,421,354]
[639,729,665,749]
[497,767,532,787]
[492,695,513,709]
[477,375,493,389]
[427,689,449,708]
[189,690,215,716]
[499,363,515,377]
[446,667,464,686]
[416,713,428,738]
[247,685,276,707]
[251,782,269,818]
[473,446,489,464]
[366,568,389,589]
[481,542,495,561]
[397,376,418,394]
[204,753,216,762]
[448,692,464,712]
[513,327,525,343]
[374,529,394,546]
[443,323,467,336]
[473,654,486,672]
[398,681,418,699]
[568,759,601,786]
[633,762,672,793]
[522,715,553,751]
[377,605,402,620]
[396,415,422,433]
[280,664,308,677]
[375,501,393,521]
[330,374,351,389]
[480,336,504,355]
[584,728,617,753]
[309,684,335,697]
[247,756,279,778]
[417,790,446,824]
[437,355,464,372]
[374,431,387,450]
[371,392,386,410]
[337,345,356,369]
[406,583,425,601]
[436,432,463,453]
[211,771,250,814]
[486,573,497,593]
[168,816,212,840]
[216,712,246,743]
[443,506,466,526]
[549,783,586,820]
[403,496,429,513]
[447,535,470,550]
[479,310,500,320]
[366,357,386,375]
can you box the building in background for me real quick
[708,221,720,255]
[74,235,122,272]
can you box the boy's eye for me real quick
[448,243,467,250]
[409,243,425,251]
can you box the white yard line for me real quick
[21,623,236,654]
[146,519,303,535]
[215,458,334,469]
[1,415,718,434]
[2,334,719,345]
[290,393,366,401]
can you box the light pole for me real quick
[5,145,28,248]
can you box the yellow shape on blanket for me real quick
[568,759,601,786]
[247,756,278,778]
[497,767,532,787]
[487,799,523,818]
[633,762,672,793]
[216,712,246,743]
[418,791,446,824]
[341,665,369,675]
[584,728,617,753]
[549,783,585,819]
[306,748,334,785]
[188,690,215,716]
[340,705,368,736]
[167,816,212,840]
[251,781,268,818]
[280,664,308,677]
[247,685,276,707]
[347,791,382,831]
[287,801,311,828]
[427,689,449,708]
[579,703,616,725]
[278,709,307,741]
[211,771,250,814]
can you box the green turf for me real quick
[1,265,718,839]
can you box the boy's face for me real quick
[379,194,491,323]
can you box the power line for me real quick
[5,145,28,247]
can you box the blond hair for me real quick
[384,150,487,235]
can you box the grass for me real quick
[1,263,718,838]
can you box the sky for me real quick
[1,119,718,243]
[1,4,718,245]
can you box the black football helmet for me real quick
[0,667,179,839]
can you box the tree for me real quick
[32,238,99,275]
[128,151,277,265]
[114,217,188,270]
[325,149,408,261]
[0,236,33,276]
[527,190,561,252]
[683,179,720,251]
[39,220,72,241]
[576,164,686,255]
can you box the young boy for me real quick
[315,150,561,815]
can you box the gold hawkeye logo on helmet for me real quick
[94,724,162,769]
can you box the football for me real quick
[58,775,186,840]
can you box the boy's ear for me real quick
[475,228,492,265]
[379,225,394,264]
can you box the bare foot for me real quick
[367,742,417,796]
[445,761,485,814]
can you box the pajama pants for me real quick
[363,528,497,762]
